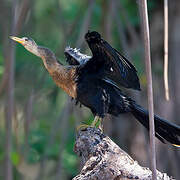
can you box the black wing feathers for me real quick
[102,40,141,90]
[85,31,141,90]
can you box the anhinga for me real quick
[10,31,180,146]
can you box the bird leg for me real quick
[91,116,100,127]
[91,116,104,132]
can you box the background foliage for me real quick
[0,0,180,179]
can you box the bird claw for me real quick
[76,124,91,131]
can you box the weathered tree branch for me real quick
[73,128,173,180]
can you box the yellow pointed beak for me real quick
[9,36,25,45]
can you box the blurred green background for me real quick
[0,0,180,179]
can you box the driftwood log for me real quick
[73,127,173,180]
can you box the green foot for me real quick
[76,116,104,132]
[76,124,91,131]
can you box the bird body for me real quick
[10,31,180,146]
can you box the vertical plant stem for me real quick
[139,1,157,179]
[164,0,169,100]
[5,0,17,179]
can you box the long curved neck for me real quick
[25,43,63,72]
[36,46,63,72]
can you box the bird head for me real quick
[85,31,101,44]
[10,36,40,56]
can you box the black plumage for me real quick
[65,31,180,146]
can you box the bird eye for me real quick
[25,38,28,41]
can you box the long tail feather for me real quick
[131,103,180,146]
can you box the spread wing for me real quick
[84,31,141,90]
[64,46,91,65]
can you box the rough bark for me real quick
[73,128,173,180]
